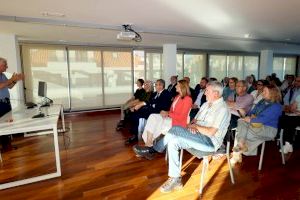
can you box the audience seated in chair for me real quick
[133,81,231,193]
[250,79,268,108]
[142,79,192,147]
[167,75,178,99]
[230,84,282,165]
[279,76,300,154]
[125,79,172,144]
[227,80,254,129]
[190,77,208,120]
[223,77,238,101]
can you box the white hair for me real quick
[207,81,223,96]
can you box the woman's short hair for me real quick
[177,79,191,98]
[265,84,282,103]
[0,57,7,65]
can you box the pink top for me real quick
[169,95,193,127]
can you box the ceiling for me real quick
[1,0,300,53]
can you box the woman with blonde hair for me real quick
[231,84,282,165]
[141,79,193,146]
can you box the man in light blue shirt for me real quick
[0,57,23,150]
[283,76,300,107]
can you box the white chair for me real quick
[178,129,235,194]
[258,129,285,171]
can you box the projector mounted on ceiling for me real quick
[117,24,142,42]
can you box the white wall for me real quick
[0,34,23,107]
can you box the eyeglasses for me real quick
[257,83,263,86]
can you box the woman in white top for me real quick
[250,80,267,108]
[142,80,193,147]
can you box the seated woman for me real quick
[231,84,282,165]
[279,94,300,154]
[116,79,146,130]
[250,79,268,108]
[142,79,192,146]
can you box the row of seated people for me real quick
[117,74,300,193]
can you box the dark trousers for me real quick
[279,114,300,145]
[0,99,12,149]
[229,114,240,129]
[129,106,152,137]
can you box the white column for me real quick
[163,44,177,84]
[259,50,273,79]
[0,34,23,108]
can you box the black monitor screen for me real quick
[38,81,47,97]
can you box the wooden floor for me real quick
[0,110,299,200]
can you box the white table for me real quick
[0,104,65,190]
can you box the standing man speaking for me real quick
[0,57,23,151]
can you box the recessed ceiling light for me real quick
[59,40,66,42]
[285,38,291,41]
[244,34,250,38]
[41,11,65,17]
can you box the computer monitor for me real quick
[38,81,47,97]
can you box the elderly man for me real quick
[0,57,23,151]
[134,81,231,193]
[227,80,254,129]
[167,75,178,99]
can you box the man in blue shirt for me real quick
[0,57,23,151]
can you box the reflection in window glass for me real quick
[22,45,70,109]
[103,51,132,106]
[176,54,183,79]
[209,55,227,81]
[273,57,296,80]
[69,48,103,110]
[146,53,162,81]
[184,54,206,88]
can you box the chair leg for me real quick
[226,141,235,184]
[258,142,265,171]
[165,151,168,163]
[179,149,183,170]
[199,156,209,194]
[279,129,285,165]
[0,152,2,164]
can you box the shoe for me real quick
[160,177,183,193]
[230,152,242,166]
[125,136,138,145]
[116,120,125,131]
[133,145,151,155]
[133,146,156,160]
[279,142,293,154]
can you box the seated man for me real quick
[227,80,254,129]
[134,81,231,193]
[125,79,172,144]
[190,77,208,119]
[167,75,178,99]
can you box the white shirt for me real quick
[194,89,205,107]
[250,90,263,108]
[194,98,231,151]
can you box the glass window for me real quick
[22,45,70,109]
[133,50,145,90]
[227,56,243,80]
[273,57,296,80]
[69,48,103,110]
[146,52,162,81]
[176,54,183,79]
[209,55,226,81]
[103,51,132,106]
[184,54,206,88]
[244,56,259,79]
[284,57,297,77]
